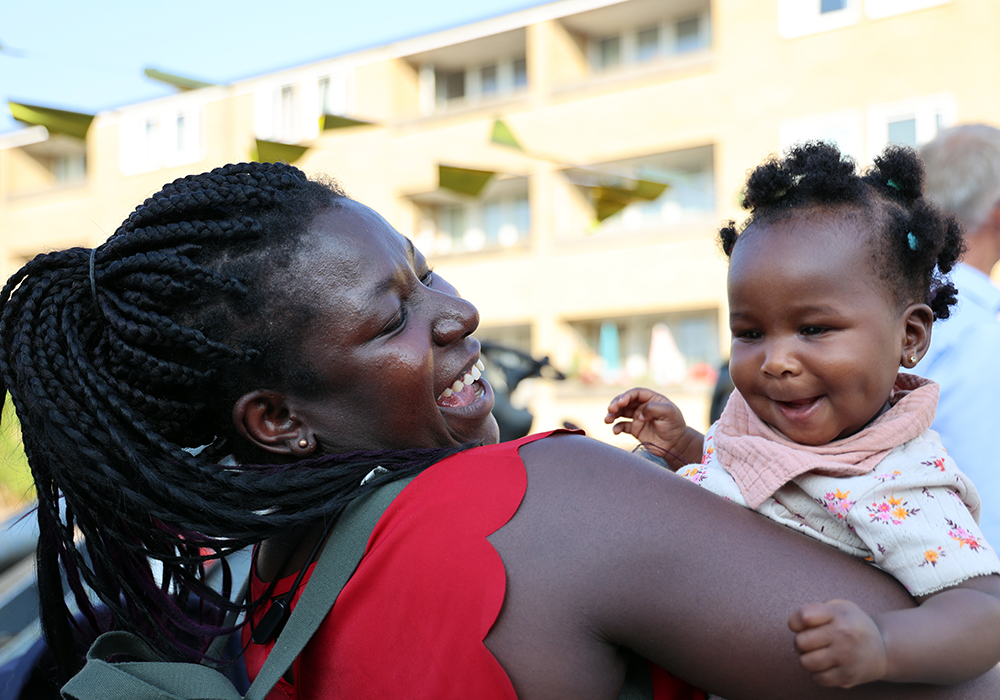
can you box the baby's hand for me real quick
[788,599,888,688]
[605,388,688,460]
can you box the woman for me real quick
[1,161,997,699]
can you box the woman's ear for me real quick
[233,390,313,456]
[900,303,934,368]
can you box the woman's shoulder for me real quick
[517,430,673,486]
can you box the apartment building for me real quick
[2,0,998,442]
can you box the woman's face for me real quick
[283,200,499,451]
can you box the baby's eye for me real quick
[800,326,828,336]
[734,329,762,341]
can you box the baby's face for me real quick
[727,213,909,445]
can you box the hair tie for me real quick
[88,247,99,305]
[907,232,919,251]
[887,178,901,191]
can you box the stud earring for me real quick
[298,438,309,449]
[909,355,917,364]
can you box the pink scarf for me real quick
[714,373,938,508]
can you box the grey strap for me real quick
[62,476,413,700]
[244,476,413,700]
[62,632,245,699]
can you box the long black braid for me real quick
[0,161,467,682]
[720,141,965,319]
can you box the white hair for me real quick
[920,124,1000,236]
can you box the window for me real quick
[886,118,917,148]
[415,179,531,255]
[563,145,716,236]
[567,310,721,386]
[675,18,703,53]
[637,26,661,61]
[144,118,160,164]
[866,93,956,159]
[436,70,466,102]
[780,109,865,160]
[438,205,467,252]
[431,56,528,110]
[176,114,186,151]
[278,85,298,139]
[591,16,710,73]
[52,153,86,183]
[119,103,206,175]
[778,0,861,38]
[318,69,354,117]
[513,58,527,88]
[481,65,498,96]
[597,36,621,70]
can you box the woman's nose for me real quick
[431,290,479,346]
[761,339,800,377]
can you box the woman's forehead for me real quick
[296,203,415,303]
[306,202,412,260]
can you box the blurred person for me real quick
[914,124,1000,545]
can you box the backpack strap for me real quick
[243,474,413,700]
[618,650,655,700]
[61,475,414,700]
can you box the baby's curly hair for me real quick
[720,141,965,320]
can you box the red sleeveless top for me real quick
[243,431,704,699]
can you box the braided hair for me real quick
[0,161,466,681]
[720,141,965,319]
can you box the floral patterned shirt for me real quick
[680,426,1000,596]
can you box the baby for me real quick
[607,142,1000,688]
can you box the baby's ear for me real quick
[900,303,933,368]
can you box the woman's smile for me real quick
[437,359,486,405]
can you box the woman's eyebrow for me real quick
[368,241,416,302]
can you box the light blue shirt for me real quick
[914,262,1000,545]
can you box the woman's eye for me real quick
[419,268,435,286]
[381,308,406,335]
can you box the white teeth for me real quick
[439,363,484,401]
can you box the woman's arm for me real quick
[487,433,1000,700]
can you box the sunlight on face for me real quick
[727,213,910,445]
[283,201,499,452]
